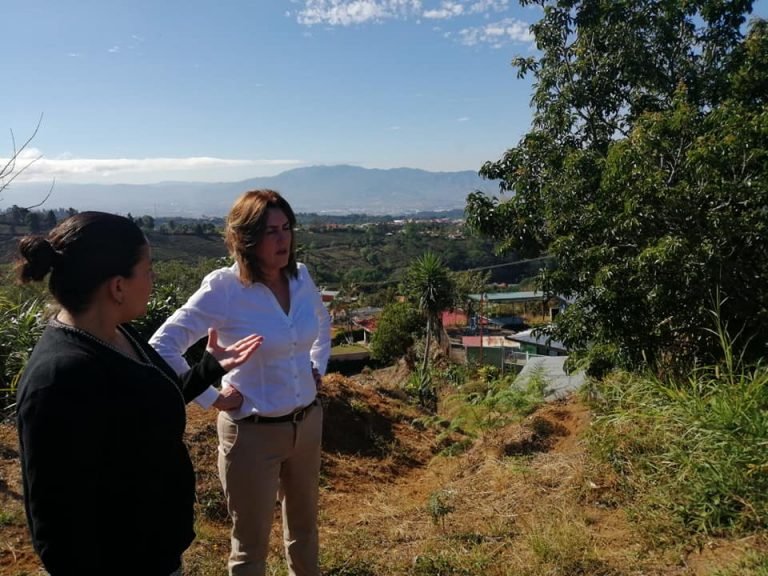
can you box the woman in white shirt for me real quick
[150,190,331,576]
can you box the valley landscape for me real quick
[6,165,500,217]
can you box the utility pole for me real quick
[479,293,486,365]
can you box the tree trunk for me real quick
[422,316,432,376]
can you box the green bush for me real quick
[369,301,422,364]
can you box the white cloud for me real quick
[457,116,469,122]
[297,0,422,26]
[293,0,529,51]
[458,17,532,47]
[423,1,464,19]
[314,0,509,21]
[108,45,120,53]
[0,149,303,183]
[467,0,508,14]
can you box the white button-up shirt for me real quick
[149,262,331,420]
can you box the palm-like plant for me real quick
[402,251,455,410]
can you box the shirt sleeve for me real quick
[303,266,331,375]
[149,269,230,408]
[175,351,226,403]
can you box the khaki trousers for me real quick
[217,404,322,576]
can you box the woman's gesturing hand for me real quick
[206,328,263,372]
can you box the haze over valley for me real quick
[8,165,499,217]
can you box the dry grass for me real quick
[1,371,766,576]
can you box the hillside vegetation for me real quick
[0,217,536,289]
[1,360,766,575]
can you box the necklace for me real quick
[49,319,184,396]
[50,318,150,364]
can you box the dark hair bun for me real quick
[18,236,59,282]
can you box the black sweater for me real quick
[16,322,224,576]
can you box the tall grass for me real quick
[0,295,48,414]
[588,322,768,541]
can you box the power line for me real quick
[464,255,552,272]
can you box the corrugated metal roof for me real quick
[505,329,566,351]
[468,291,566,303]
[515,356,585,400]
[462,336,520,348]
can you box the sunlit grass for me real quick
[588,321,768,544]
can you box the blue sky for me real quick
[2,0,766,185]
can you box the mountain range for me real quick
[9,165,500,217]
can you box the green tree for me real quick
[140,215,155,230]
[10,205,26,225]
[402,252,455,409]
[25,211,41,233]
[369,301,422,364]
[43,209,56,229]
[466,1,767,374]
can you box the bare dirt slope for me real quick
[1,369,764,575]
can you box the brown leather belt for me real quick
[239,399,318,424]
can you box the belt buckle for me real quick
[291,407,305,423]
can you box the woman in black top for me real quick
[15,212,262,576]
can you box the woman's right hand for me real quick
[206,328,263,372]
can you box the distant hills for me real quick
[9,165,500,217]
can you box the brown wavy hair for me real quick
[225,189,298,284]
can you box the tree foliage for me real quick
[466,1,767,373]
[402,252,456,341]
[369,301,423,364]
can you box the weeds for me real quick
[321,555,378,576]
[0,508,21,527]
[411,549,490,576]
[524,509,606,576]
[0,296,48,413]
[711,551,768,575]
[441,368,546,436]
[427,490,455,528]
[589,317,768,542]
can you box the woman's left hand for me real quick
[206,328,263,372]
[213,386,244,411]
[312,365,323,390]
